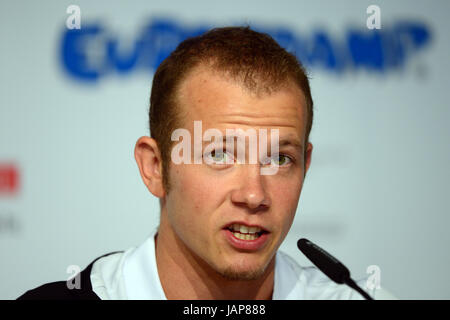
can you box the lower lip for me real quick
[223,229,270,251]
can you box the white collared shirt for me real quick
[90,228,396,300]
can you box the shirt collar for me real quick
[123,228,303,300]
[123,228,167,299]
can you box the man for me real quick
[18,26,394,300]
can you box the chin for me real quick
[217,260,270,281]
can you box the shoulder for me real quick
[90,249,133,299]
[17,251,123,300]
[17,281,86,300]
[274,251,397,300]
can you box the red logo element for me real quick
[0,164,19,195]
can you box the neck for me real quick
[155,211,275,300]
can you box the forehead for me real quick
[176,66,307,139]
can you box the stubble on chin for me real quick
[215,257,275,281]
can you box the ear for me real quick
[134,136,166,198]
[304,142,313,177]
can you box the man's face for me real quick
[162,66,312,280]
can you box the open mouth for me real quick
[225,223,268,241]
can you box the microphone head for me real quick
[297,238,350,284]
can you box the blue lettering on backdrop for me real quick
[60,18,431,82]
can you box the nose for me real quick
[230,164,271,211]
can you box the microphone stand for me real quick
[297,238,374,300]
[344,277,374,300]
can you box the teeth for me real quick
[249,226,258,233]
[230,224,262,234]
[232,232,258,241]
[240,225,249,234]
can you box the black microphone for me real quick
[297,238,374,300]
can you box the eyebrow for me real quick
[278,138,304,154]
[202,135,304,153]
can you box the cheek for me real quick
[165,166,211,249]
[176,166,211,207]
[168,165,224,229]
[270,176,304,229]
[272,176,303,206]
